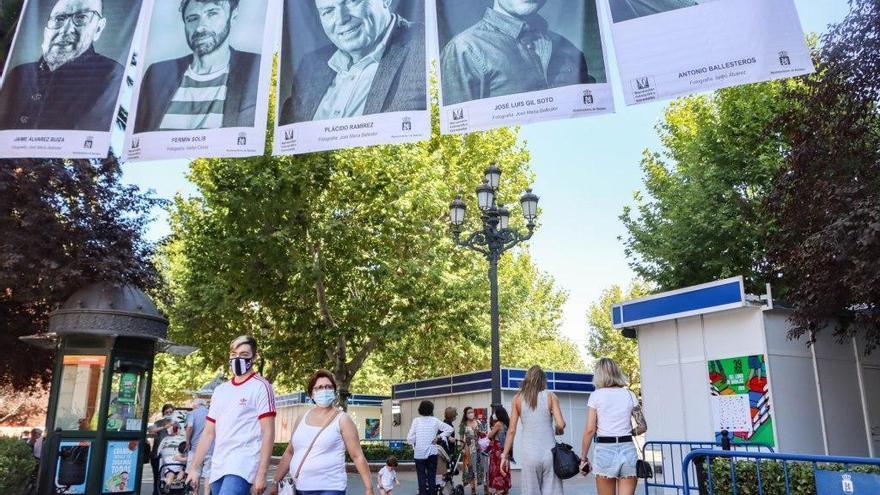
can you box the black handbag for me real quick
[551,442,581,479]
[636,459,654,479]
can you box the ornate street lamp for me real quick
[449,166,539,410]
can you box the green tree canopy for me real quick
[619,79,806,293]
[162,86,579,405]
[587,282,649,395]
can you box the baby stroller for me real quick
[437,439,465,495]
[158,430,190,494]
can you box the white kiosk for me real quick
[382,368,595,468]
[613,276,880,457]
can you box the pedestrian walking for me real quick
[269,369,373,495]
[185,397,213,495]
[580,358,639,495]
[436,407,458,486]
[377,456,400,495]
[186,335,276,495]
[459,407,487,495]
[408,400,454,495]
[148,403,175,495]
[501,365,567,495]
[486,406,511,495]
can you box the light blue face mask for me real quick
[313,389,336,407]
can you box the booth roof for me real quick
[392,368,594,400]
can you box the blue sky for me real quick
[120,1,850,362]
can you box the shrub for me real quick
[0,437,37,494]
[704,458,880,495]
[273,443,287,456]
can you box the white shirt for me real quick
[206,373,276,483]
[313,16,397,120]
[587,387,637,437]
[289,409,347,491]
[378,466,397,490]
[406,416,453,459]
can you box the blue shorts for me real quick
[593,442,637,479]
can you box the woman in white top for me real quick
[580,358,639,495]
[269,370,373,495]
[501,365,566,495]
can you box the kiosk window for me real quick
[55,356,106,431]
[106,358,149,432]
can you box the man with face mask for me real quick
[279,0,426,125]
[186,335,276,495]
[133,0,261,132]
[440,0,594,106]
[0,0,122,130]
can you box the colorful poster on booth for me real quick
[365,418,381,440]
[124,0,279,161]
[102,440,139,493]
[0,0,147,158]
[273,0,429,155]
[605,0,814,105]
[435,0,614,134]
[55,440,92,494]
[708,354,774,447]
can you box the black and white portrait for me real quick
[0,0,141,131]
[609,0,720,23]
[278,0,427,125]
[133,0,265,133]
[437,0,605,106]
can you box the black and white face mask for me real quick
[229,357,253,376]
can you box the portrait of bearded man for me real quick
[133,0,261,132]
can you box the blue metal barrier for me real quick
[681,450,880,495]
[642,441,774,494]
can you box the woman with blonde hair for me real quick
[500,365,566,495]
[580,357,639,495]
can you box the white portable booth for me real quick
[274,392,388,442]
[382,368,594,469]
[613,276,880,457]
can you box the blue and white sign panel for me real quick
[612,276,746,329]
[815,470,880,494]
[393,368,594,400]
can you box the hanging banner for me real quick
[708,354,775,447]
[606,0,814,105]
[273,0,429,155]
[435,0,613,135]
[124,0,278,161]
[0,0,146,158]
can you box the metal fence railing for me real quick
[681,449,880,495]
[643,440,774,494]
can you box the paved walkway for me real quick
[140,464,609,494]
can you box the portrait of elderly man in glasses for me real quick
[279,0,426,125]
[133,0,261,132]
[440,0,595,106]
[0,0,123,130]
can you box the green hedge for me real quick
[705,458,880,495]
[272,441,414,462]
[0,437,37,495]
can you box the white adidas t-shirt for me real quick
[206,373,276,483]
[587,387,637,437]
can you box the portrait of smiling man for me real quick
[439,0,595,106]
[279,0,427,125]
[134,0,261,132]
[0,0,124,130]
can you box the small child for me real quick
[162,441,188,485]
[377,456,400,495]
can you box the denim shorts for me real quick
[593,442,638,479]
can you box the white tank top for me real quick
[289,409,347,491]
